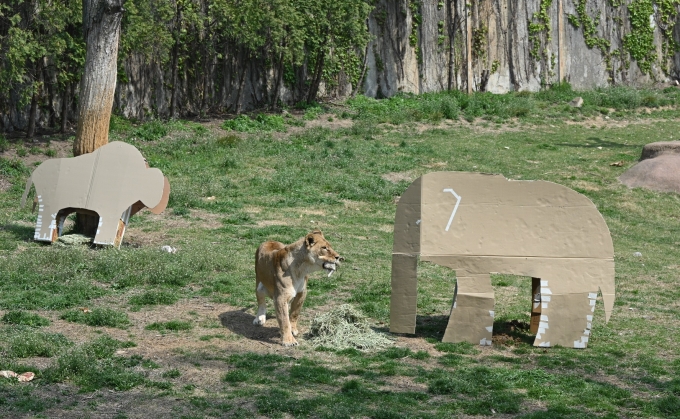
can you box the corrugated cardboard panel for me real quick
[392,177,421,255]
[389,253,419,334]
[390,171,616,348]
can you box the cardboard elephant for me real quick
[390,172,615,348]
[21,141,170,246]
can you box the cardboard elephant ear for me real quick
[390,172,615,348]
[21,142,170,247]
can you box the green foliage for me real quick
[60,308,130,328]
[1,310,50,327]
[623,0,657,74]
[132,120,169,141]
[0,135,8,152]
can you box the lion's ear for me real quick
[306,234,315,247]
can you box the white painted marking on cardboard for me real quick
[540,280,548,286]
[536,333,542,339]
[486,326,493,332]
[540,315,549,321]
[582,336,589,342]
[442,188,462,232]
[587,315,593,321]
[588,292,597,299]
[539,321,549,329]
[590,306,595,312]
[574,341,585,348]
[489,310,494,317]
[542,302,549,309]
[586,322,592,329]
[416,219,421,225]
[543,295,551,302]
[538,342,550,347]
[589,299,596,306]
[584,330,590,336]
[540,287,552,295]
[538,327,545,334]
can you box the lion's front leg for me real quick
[274,294,297,346]
[289,285,307,337]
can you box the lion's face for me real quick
[304,230,343,276]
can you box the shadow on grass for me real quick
[218,309,280,345]
[561,136,638,149]
[1,223,36,242]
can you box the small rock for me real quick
[569,97,584,107]
[633,252,642,257]
[504,146,510,150]
[597,146,603,150]
[642,315,656,320]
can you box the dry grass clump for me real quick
[306,304,394,351]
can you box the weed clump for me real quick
[306,304,394,351]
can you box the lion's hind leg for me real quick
[253,282,269,326]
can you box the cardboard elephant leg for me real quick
[532,291,596,348]
[443,272,495,345]
[33,204,59,243]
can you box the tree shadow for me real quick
[1,222,36,242]
[218,309,279,344]
[559,136,638,149]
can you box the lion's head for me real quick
[304,230,343,276]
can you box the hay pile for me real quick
[307,304,395,351]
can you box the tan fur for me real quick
[254,230,342,346]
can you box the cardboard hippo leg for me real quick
[443,271,495,346]
[532,285,597,348]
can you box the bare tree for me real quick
[73,0,124,157]
[73,0,124,234]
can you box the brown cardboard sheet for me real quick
[21,141,170,247]
[390,172,615,348]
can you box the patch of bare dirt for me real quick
[0,177,10,192]
[381,171,416,184]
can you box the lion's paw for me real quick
[281,337,299,347]
[253,315,266,326]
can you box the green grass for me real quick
[145,320,193,332]
[60,307,130,328]
[2,310,50,327]
[0,86,679,417]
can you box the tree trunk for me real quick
[60,82,70,133]
[26,58,43,139]
[72,0,124,157]
[26,89,39,139]
[306,49,326,104]
[169,3,182,119]
[73,0,124,235]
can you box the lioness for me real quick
[254,230,343,346]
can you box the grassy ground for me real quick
[0,85,679,418]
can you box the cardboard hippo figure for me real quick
[390,172,615,349]
[21,141,170,247]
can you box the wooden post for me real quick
[530,277,542,333]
